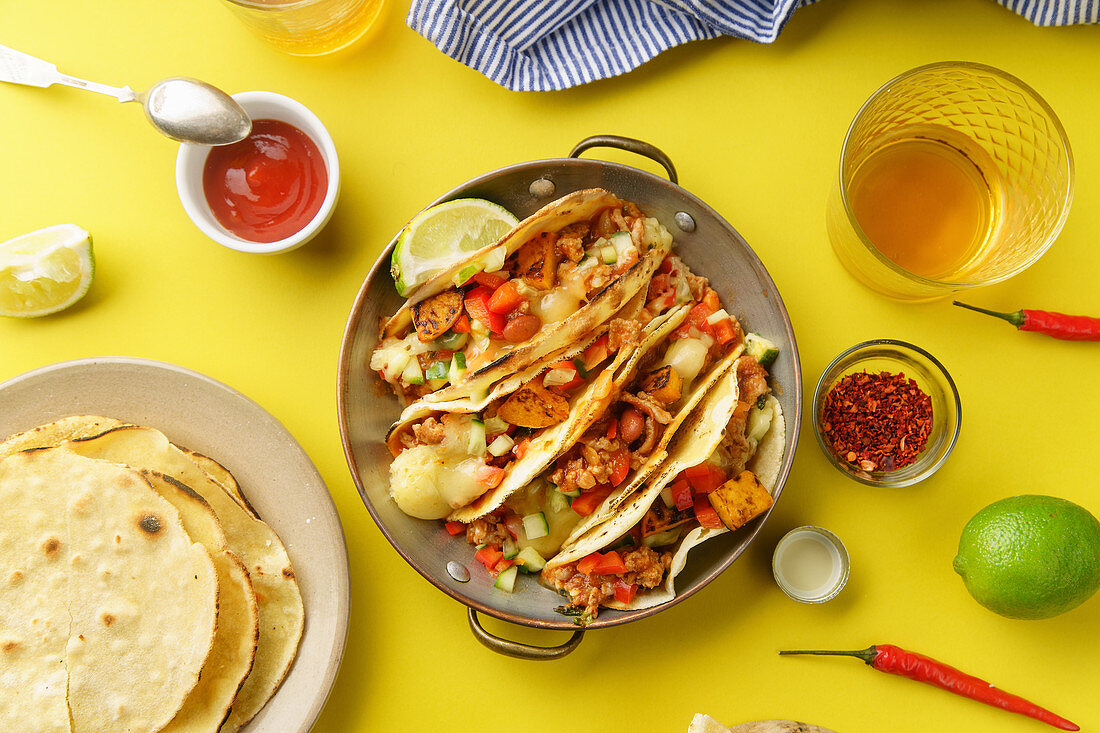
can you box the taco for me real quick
[540,353,785,621]
[370,189,674,406]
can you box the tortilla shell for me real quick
[0,448,219,732]
[60,426,303,732]
[0,414,126,460]
[140,472,259,733]
[183,449,260,521]
[547,367,786,612]
[384,188,622,336]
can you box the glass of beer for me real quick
[222,0,384,56]
[827,62,1073,301]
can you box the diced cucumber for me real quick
[483,415,509,437]
[549,489,571,514]
[468,418,487,455]
[745,332,779,367]
[572,357,590,378]
[609,230,635,261]
[560,486,581,499]
[747,402,774,444]
[706,308,730,326]
[601,245,617,264]
[481,245,507,273]
[502,537,519,559]
[428,378,448,391]
[522,512,549,540]
[487,434,514,457]
[643,527,682,548]
[382,351,411,382]
[449,353,468,384]
[453,263,481,287]
[424,360,448,381]
[494,564,518,592]
[515,546,546,573]
[401,358,425,385]
[435,330,468,351]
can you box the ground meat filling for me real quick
[608,318,642,353]
[543,545,673,618]
[551,436,625,492]
[410,416,445,446]
[465,515,510,547]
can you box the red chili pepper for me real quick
[954,301,1100,341]
[779,644,1078,731]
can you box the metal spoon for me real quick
[0,43,251,145]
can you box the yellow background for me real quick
[3,1,1099,731]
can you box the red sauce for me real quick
[202,118,328,243]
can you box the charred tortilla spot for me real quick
[282,567,295,579]
[7,571,23,584]
[100,612,115,627]
[114,534,121,544]
[412,288,463,342]
[1,640,19,653]
[138,514,162,535]
[41,537,60,557]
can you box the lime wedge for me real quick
[391,198,519,297]
[0,224,94,318]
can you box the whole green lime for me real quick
[953,495,1100,619]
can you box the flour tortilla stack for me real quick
[0,416,304,732]
[0,448,218,732]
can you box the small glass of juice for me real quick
[827,62,1073,301]
[772,526,850,604]
[221,0,384,56]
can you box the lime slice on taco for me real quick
[0,223,94,318]
[391,198,518,297]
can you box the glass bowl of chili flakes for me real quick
[812,339,961,487]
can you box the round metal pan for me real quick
[338,135,802,658]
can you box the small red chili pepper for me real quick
[779,644,1078,730]
[954,301,1100,341]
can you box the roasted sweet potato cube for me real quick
[412,288,463,342]
[707,470,773,531]
[497,380,570,428]
[640,364,683,405]
[516,232,560,290]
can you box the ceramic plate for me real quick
[0,357,349,733]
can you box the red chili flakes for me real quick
[820,370,932,472]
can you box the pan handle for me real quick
[467,609,584,660]
[569,135,679,185]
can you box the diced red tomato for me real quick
[675,302,717,339]
[671,478,694,511]
[475,545,504,571]
[472,271,509,289]
[584,550,627,575]
[488,280,524,314]
[606,418,618,440]
[694,496,723,529]
[444,521,466,536]
[492,558,514,576]
[571,487,612,517]
[609,449,630,487]
[451,314,471,333]
[475,464,506,488]
[659,257,675,274]
[465,287,507,333]
[647,291,675,314]
[512,437,531,460]
[684,463,726,494]
[713,318,737,346]
[613,578,638,604]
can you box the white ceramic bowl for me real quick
[175,91,340,254]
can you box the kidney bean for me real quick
[502,314,542,343]
[619,408,646,444]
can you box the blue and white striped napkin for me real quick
[407,0,1099,92]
